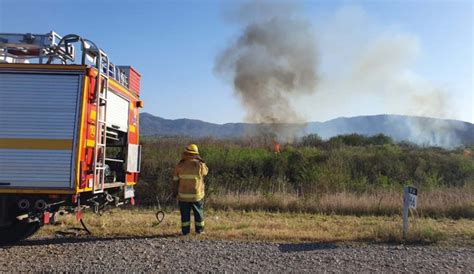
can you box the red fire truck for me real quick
[0,31,143,244]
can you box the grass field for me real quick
[138,137,474,222]
[139,137,474,210]
[206,188,474,218]
[36,137,473,245]
[38,209,474,246]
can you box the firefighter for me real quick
[172,144,209,235]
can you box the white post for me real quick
[403,186,409,237]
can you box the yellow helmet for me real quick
[185,144,199,154]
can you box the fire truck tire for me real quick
[0,220,41,245]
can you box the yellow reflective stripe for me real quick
[181,221,190,227]
[86,139,95,147]
[173,176,179,181]
[76,76,88,190]
[195,221,205,227]
[0,138,72,150]
[0,188,75,194]
[179,174,200,180]
[178,193,204,199]
[90,110,97,121]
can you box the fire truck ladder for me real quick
[92,50,110,194]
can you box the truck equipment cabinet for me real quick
[0,31,143,244]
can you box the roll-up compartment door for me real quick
[0,72,82,188]
[106,91,129,132]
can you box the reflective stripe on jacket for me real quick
[172,153,209,202]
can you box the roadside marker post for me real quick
[403,186,418,237]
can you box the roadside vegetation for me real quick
[41,136,472,245]
[39,209,474,245]
[137,134,474,219]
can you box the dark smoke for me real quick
[216,3,465,148]
[215,1,318,140]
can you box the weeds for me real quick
[206,188,474,218]
[370,222,446,244]
[39,209,474,245]
[137,135,474,218]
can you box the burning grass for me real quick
[38,209,474,245]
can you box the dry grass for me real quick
[207,187,474,218]
[38,209,474,245]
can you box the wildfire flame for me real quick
[273,140,281,153]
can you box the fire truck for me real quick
[0,31,143,244]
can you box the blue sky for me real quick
[1,0,472,123]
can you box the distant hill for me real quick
[140,112,474,147]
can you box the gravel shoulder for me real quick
[0,236,473,272]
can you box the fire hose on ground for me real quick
[74,194,172,234]
[153,194,171,227]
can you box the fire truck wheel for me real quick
[0,220,41,245]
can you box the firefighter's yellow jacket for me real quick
[172,152,209,202]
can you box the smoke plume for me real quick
[296,6,467,148]
[215,1,318,140]
[216,3,468,148]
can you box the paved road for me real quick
[0,236,472,272]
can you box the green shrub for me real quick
[136,135,474,206]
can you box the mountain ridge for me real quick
[140,112,474,147]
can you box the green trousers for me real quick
[179,200,204,235]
